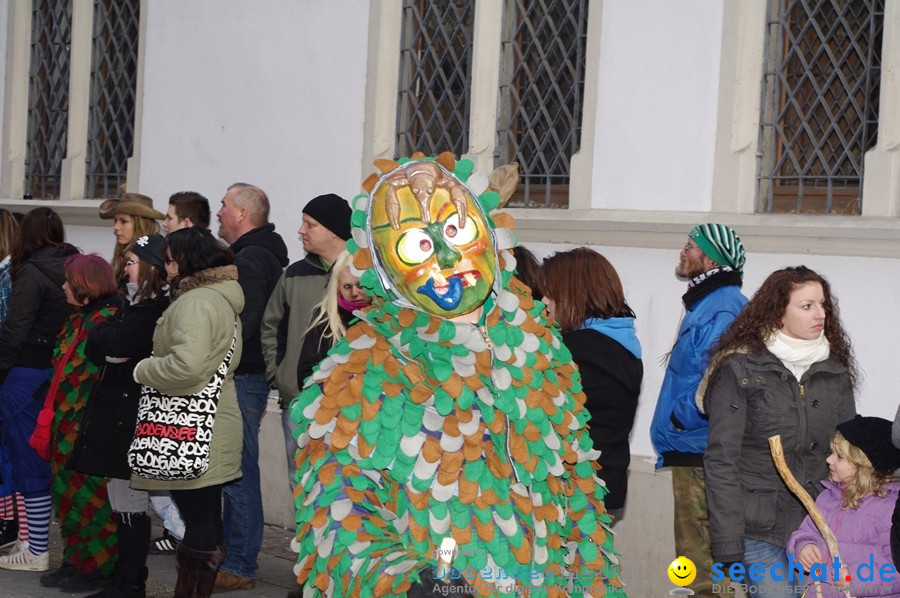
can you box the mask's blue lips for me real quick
[417,276,463,311]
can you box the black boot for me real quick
[85,566,147,598]
[174,543,224,598]
[86,512,151,598]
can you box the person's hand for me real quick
[836,564,850,589]
[796,544,823,571]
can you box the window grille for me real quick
[758,0,884,214]
[85,0,140,199]
[496,0,589,209]
[396,0,473,159]
[24,0,73,199]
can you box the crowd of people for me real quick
[0,155,895,598]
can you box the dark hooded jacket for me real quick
[230,223,289,375]
[562,323,643,511]
[0,245,79,375]
[70,295,170,479]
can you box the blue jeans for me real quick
[742,539,803,598]
[221,373,268,578]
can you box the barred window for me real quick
[496,0,589,209]
[396,0,474,159]
[24,0,72,199]
[85,0,140,199]
[758,0,884,214]
[20,0,140,200]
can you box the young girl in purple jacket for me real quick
[788,416,900,598]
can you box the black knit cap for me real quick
[302,193,352,241]
[836,416,900,475]
[130,234,167,276]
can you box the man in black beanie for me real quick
[260,193,352,492]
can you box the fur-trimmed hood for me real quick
[172,265,243,316]
[173,265,238,296]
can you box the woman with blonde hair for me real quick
[787,416,900,597]
[98,193,164,288]
[295,251,371,393]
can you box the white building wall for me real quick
[593,0,725,211]
[3,2,900,593]
[136,0,370,263]
[0,0,8,186]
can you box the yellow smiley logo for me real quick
[667,556,697,586]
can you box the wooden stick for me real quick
[769,435,853,598]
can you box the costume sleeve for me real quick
[291,378,433,596]
[561,423,626,593]
[260,272,287,386]
[292,445,433,596]
[704,359,748,562]
[671,310,739,431]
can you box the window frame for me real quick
[0,0,146,202]
[360,0,900,258]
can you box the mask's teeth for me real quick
[463,272,477,287]
[432,272,448,288]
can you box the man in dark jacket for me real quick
[214,183,289,592]
[650,223,748,598]
[260,194,352,490]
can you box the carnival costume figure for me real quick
[289,153,625,597]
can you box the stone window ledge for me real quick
[508,209,900,258]
[0,198,108,227]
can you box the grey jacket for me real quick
[260,254,328,403]
[703,349,855,562]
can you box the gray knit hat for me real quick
[689,223,746,274]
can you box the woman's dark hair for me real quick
[540,247,635,332]
[512,246,543,301]
[134,259,168,304]
[165,226,232,279]
[65,254,117,304]
[710,265,857,386]
[10,207,66,275]
[0,209,18,258]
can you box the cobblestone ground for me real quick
[3,520,299,598]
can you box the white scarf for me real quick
[765,330,830,381]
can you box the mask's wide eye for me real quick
[443,213,477,246]
[397,229,435,265]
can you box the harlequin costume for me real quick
[49,298,120,578]
[289,153,625,597]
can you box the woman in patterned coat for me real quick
[37,254,121,592]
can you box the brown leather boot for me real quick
[174,544,224,598]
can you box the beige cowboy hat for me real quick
[98,193,165,220]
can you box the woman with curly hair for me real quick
[703,266,857,598]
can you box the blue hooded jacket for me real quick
[650,273,747,467]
